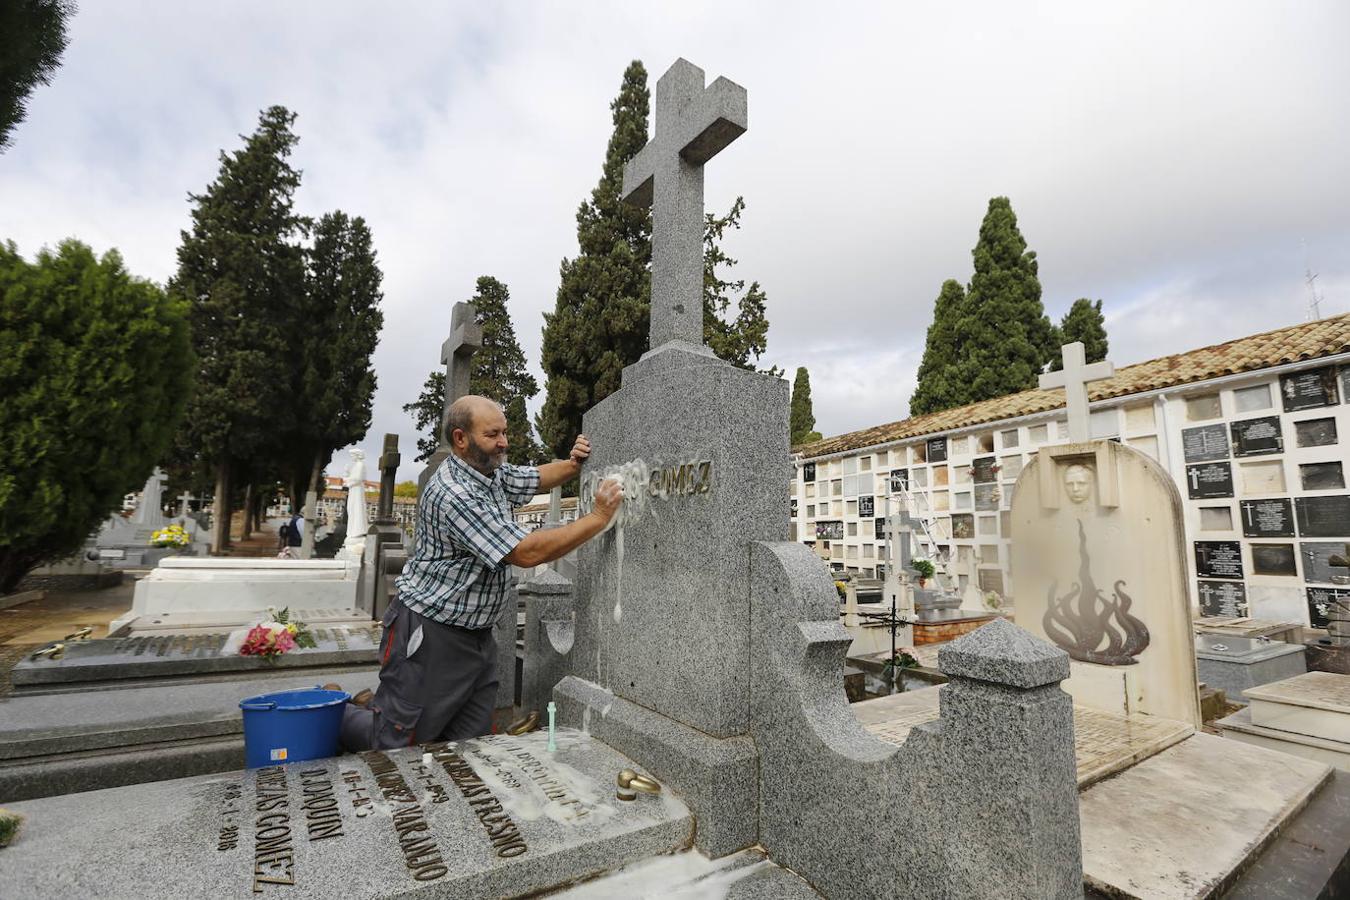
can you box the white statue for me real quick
[344,450,369,541]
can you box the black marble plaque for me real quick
[1295,495,1350,537]
[926,436,948,463]
[1187,462,1234,499]
[1195,541,1244,579]
[1182,424,1230,462]
[790,498,798,517]
[951,514,975,539]
[1300,462,1345,491]
[972,456,998,484]
[816,520,843,540]
[859,496,875,518]
[1280,366,1339,412]
[888,468,908,492]
[802,462,816,482]
[1230,416,1284,457]
[1301,542,1350,584]
[1251,543,1297,576]
[1240,498,1295,537]
[1198,580,1248,617]
[973,483,1000,512]
[1307,587,1349,629]
[1294,417,1338,448]
[875,517,887,537]
[1342,366,1350,404]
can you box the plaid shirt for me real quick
[396,453,540,629]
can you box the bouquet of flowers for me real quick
[239,607,317,663]
[149,523,191,548]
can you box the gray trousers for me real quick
[340,596,498,751]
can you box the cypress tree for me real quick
[909,279,967,415]
[0,240,193,591]
[949,197,1056,405]
[1050,298,1109,370]
[704,196,772,371]
[789,367,821,446]
[0,0,72,152]
[537,61,652,460]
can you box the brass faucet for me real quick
[31,643,65,661]
[616,769,661,801]
[506,710,540,736]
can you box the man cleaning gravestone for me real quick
[334,394,625,749]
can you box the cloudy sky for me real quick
[3,2,1347,483]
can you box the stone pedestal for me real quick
[518,568,573,715]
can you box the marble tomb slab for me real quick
[0,729,693,900]
[1244,671,1350,743]
[1216,706,1350,772]
[123,607,374,637]
[1194,635,1307,703]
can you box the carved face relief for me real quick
[1063,464,1093,505]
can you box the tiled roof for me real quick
[796,313,1350,460]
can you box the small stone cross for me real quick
[1038,341,1115,443]
[177,492,194,517]
[437,302,483,451]
[622,59,747,349]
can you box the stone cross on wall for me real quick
[375,434,400,524]
[418,301,481,493]
[622,59,747,350]
[1038,341,1115,443]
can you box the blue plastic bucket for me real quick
[239,688,349,768]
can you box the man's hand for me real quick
[593,477,624,522]
[570,434,591,466]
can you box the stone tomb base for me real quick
[0,730,695,899]
[1194,634,1307,704]
[1217,671,1350,771]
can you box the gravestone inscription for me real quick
[973,456,998,483]
[1194,541,1244,579]
[1302,542,1350,584]
[859,496,874,517]
[1240,498,1295,537]
[888,468,907,491]
[802,462,815,482]
[1182,424,1230,462]
[1295,495,1350,537]
[1187,462,1234,499]
[1294,417,1338,448]
[926,436,948,463]
[1251,543,1298,577]
[1230,416,1284,457]
[1198,580,1248,617]
[1307,587,1349,629]
[1280,366,1339,412]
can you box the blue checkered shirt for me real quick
[396,454,540,629]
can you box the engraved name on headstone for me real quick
[1295,495,1350,538]
[1307,586,1349,628]
[1187,462,1234,499]
[1230,415,1284,457]
[926,436,948,463]
[1280,366,1339,412]
[1194,540,1244,579]
[1251,543,1298,576]
[1198,580,1248,617]
[1181,424,1230,463]
[1240,498,1295,538]
[859,496,875,517]
[1301,542,1350,584]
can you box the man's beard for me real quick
[466,442,507,475]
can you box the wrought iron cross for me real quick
[1038,341,1115,443]
[622,59,747,350]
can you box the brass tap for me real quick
[64,626,93,642]
[506,710,540,736]
[616,768,661,801]
[31,643,65,661]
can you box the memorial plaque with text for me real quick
[790,498,798,517]
[926,437,948,463]
[1182,424,1230,462]
[1230,416,1284,457]
[1251,543,1298,576]
[1301,542,1350,584]
[1294,417,1338,448]
[1280,366,1339,412]
[972,456,998,484]
[1300,461,1345,491]
[1240,498,1295,538]
[1295,495,1350,537]
[802,462,816,482]
[1187,462,1234,499]
[1194,541,1244,579]
[888,468,908,492]
[973,483,1000,512]
[1307,587,1349,629]
[1198,580,1248,617]
[875,517,887,538]
[859,496,875,518]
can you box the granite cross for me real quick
[622,59,747,349]
[1038,341,1115,443]
[375,433,400,524]
[177,492,194,517]
[437,302,483,450]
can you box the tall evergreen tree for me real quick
[947,197,1056,407]
[704,197,772,371]
[0,240,193,591]
[1049,298,1109,370]
[909,279,968,416]
[170,105,307,549]
[404,276,543,465]
[789,367,821,446]
[285,211,384,502]
[537,61,652,460]
[0,0,72,152]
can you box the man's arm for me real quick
[504,476,622,568]
[535,434,591,491]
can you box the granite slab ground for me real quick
[0,729,692,899]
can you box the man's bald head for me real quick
[447,395,510,475]
[445,395,503,444]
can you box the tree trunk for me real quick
[241,483,255,540]
[211,460,231,553]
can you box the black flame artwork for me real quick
[1042,520,1150,666]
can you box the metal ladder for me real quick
[889,486,957,596]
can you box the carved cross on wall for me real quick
[436,302,482,453]
[622,58,748,350]
[1038,341,1115,443]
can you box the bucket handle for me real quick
[241,700,278,711]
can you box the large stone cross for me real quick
[1038,341,1115,443]
[622,59,748,349]
[437,302,483,449]
[375,433,400,524]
